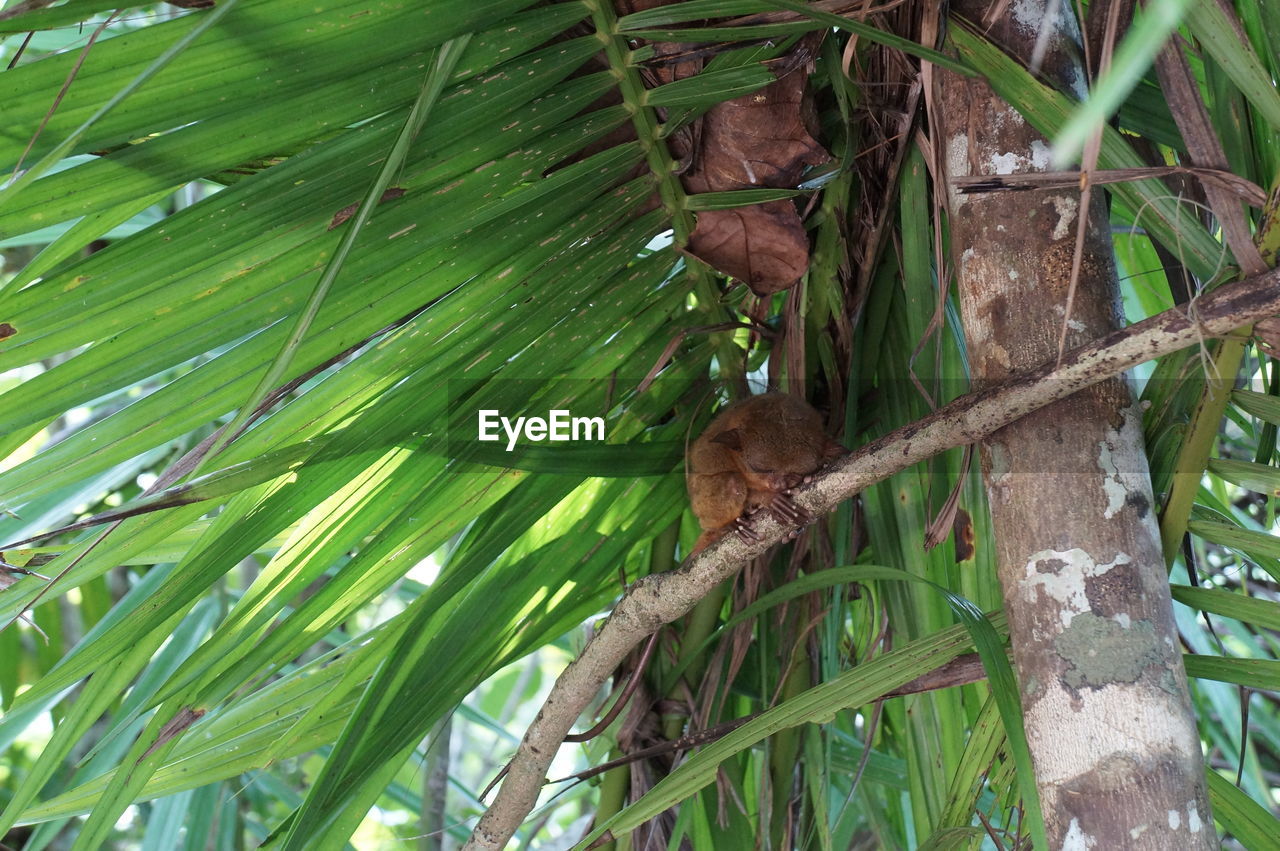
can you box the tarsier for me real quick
[686,392,847,554]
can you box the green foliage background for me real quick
[0,0,1277,848]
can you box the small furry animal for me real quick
[686,392,846,554]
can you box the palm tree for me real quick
[0,1,1277,849]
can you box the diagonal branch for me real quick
[463,264,1280,851]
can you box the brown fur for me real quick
[686,393,846,554]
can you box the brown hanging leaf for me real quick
[683,71,829,196]
[682,47,829,295]
[559,6,828,295]
[686,200,811,295]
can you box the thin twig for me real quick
[565,630,661,743]
[552,715,757,786]
[9,14,116,182]
[953,167,1267,206]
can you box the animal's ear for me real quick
[711,428,744,452]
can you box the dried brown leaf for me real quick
[687,200,810,294]
[683,72,829,195]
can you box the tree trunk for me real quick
[936,3,1215,848]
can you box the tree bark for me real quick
[937,4,1215,848]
